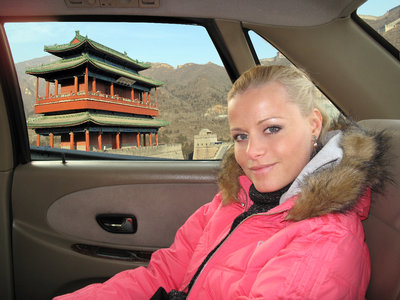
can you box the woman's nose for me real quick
[246,138,265,159]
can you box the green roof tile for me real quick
[26,55,87,73]
[26,54,163,87]
[44,30,151,69]
[27,111,169,129]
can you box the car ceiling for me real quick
[1,0,365,26]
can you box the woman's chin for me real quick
[252,180,291,193]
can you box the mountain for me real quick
[141,62,232,147]
[15,55,59,117]
[360,5,400,49]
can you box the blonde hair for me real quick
[227,65,332,141]
[219,65,336,205]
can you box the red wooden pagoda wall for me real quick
[60,132,156,151]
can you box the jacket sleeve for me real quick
[53,193,223,300]
[236,216,370,300]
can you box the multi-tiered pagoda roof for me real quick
[27,31,167,151]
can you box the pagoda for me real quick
[26,30,167,152]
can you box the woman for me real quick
[55,65,389,299]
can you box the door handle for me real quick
[96,214,137,234]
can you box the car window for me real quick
[247,30,341,120]
[357,0,400,52]
[5,22,232,161]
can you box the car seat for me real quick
[358,119,400,300]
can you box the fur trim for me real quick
[218,117,391,220]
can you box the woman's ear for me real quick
[309,108,323,138]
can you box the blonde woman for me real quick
[55,65,389,300]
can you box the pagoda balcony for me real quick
[34,91,159,116]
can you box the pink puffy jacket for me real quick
[55,174,371,300]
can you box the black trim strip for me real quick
[72,243,153,262]
[352,11,400,61]
[243,28,260,66]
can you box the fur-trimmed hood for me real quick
[218,118,391,221]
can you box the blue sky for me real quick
[5,22,222,67]
[5,0,398,67]
[357,0,399,16]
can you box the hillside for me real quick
[361,5,400,49]
[141,62,232,148]
[15,55,59,117]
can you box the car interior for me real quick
[0,0,399,299]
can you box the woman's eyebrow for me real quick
[256,117,283,125]
[230,117,284,131]
[230,127,243,132]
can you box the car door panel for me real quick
[0,55,17,300]
[0,171,13,300]
[12,160,219,299]
[46,183,217,247]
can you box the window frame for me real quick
[1,15,240,164]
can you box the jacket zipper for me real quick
[186,208,288,298]
[240,185,249,211]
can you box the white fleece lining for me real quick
[280,131,343,205]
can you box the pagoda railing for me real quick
[36,91,158,109]
[35,90,159,116]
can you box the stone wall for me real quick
[193,128,231,160]
[99,143,184,159]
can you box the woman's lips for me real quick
[248,163,276,174]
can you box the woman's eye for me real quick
[265,126,281,134]
[233,133,247,142]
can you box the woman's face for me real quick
[228,81,322,193]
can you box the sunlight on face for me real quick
[228,81,322,193]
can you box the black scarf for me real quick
[230,183,291,229]
[151,183,291,300]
